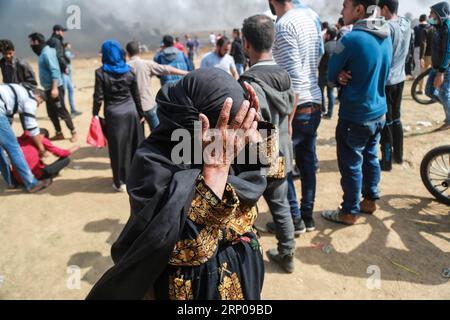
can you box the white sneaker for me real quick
[113,184,126,193]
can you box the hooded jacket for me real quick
[328,17,393,124]
[430,1,450,72]
[386,16,412,86]
[240,61,295,174]
[47,33,68,73]
[154,46,192,85]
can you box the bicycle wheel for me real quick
[411,68,436,105]
[420,145,450,205]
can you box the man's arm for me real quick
[22,97,46,157]
[45,51,62,99]
[166,66,188,76]
[328,39,352,86]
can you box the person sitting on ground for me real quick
[0,84,52,193]
[12,128,79,185]
[126,41,188,132]
[201,36,239,80]
[154,35,193,86]
[0,39,38,90]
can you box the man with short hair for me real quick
[271,0,323,234]
[378,0,412,171]
[47,24,69,75]
[413,15,430,89]
[0,39,38,90]
[29,33,77,142]
[230,29,246,76]
[322,0,392,225]
[126,41,188,131]
[154,35,192,86]
[425,1,450,131]
[0,84,52,193]
[201,36,239,80]
[240,14,296,273]
[185,34,195,68]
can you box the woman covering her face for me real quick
[87,68,269,300]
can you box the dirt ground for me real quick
[0,54,449,300]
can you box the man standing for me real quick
[413,15,430,89]
[240,14,296,273]
[271,0,323,232]
[0,40,38,90]
[230,29,246,76]
[185,34,195,68]
[29,33,77,142]
[126,41,188,131]
[425,2,450,131]
[201,37,239,80]
[154,35,192,86]
[0,84,52,193]
[322,0,392,225]
[47,25,69,76]
[378,0,412,171]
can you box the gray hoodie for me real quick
[386,17,412,86]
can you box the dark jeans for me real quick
[41,157,71,179]
[292,105,322,221]
[320,84,336,116]
[336,116,386,215]
[264,178,295,256]
[381,82,405,170]
[287,172,301,217]
[45,86,75,135]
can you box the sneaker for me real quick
[321,209,359,226]
[50,133,65,141]
[28,179,52,193]
[293,217,306,237]
[303,218,316,232]
[113,184,126,193]
[71,111,83,117]
[266,249,295,274]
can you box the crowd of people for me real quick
[1,0,449,301]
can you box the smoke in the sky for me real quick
[0,0,438,56]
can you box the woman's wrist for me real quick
[202,165,230,199]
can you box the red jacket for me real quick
[12,132,71,183]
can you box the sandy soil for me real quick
[0,54,449,300]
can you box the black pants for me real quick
[45,86,75,134]
[381,82,404,170]
[41,157,70,179]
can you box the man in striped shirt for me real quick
[0,84,52,192]
[271,0,323,234]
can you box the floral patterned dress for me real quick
[154,175,265,300]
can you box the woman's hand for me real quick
[200,97,260,198]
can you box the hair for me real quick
[216,36,231,48]
[233,28,240,37]
[126,41,140,56]
[40,128,50,139]
[32,88,47,102]
[338,17,345,26]
[326,27,338,41]
[0,39,15,53]
[350,0,379,12]
[163,35,174,47]
[63,42,70,49]
[321,22,330,30]
[378,0,399,14]
[28,33,46,44]
[242,14,275,53]
[419,14,428,22]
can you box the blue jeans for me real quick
[426,68,450,125]
[63,73,77,114]
[292,107,322,221]
[287,172,301,218]
[322,85,335,116]
[336,116,386,215]
[236,63,245,76]
[144,108,160,132]
[0,114,38,191]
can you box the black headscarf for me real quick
[87,68,267,300]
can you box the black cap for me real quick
[53,24,68,32]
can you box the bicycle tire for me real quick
[420,145,450,205]
[411,68,436,105]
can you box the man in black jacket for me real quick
[0,39,38,90]
[47,25,69,75]
[230,29,247,76]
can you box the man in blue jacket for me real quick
[425,1,450,131]
[322,0,393,225]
